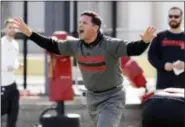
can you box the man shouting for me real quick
[13,11,156,127]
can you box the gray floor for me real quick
[1,96,142,127]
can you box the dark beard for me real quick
[169,21,181,29]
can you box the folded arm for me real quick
[13,59,21,70]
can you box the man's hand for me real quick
[13,17,32,37]
[18,63,23,70]
[140,26,157,43]
[173,61,184,70]
[164,62,173,71]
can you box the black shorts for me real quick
[142,95,184,127]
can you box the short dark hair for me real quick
[81,11,102,28]
[169,6,183,16]
[4,18,14,27]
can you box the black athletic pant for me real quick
[142,95,184,127]
[1,82,19,127]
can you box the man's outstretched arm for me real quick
[29,32,78,55]
[13,17,78,55]
[107,26,156,57]
[126,40,150,56]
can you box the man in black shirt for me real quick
[142,7,185,127]
[148,7,184,89]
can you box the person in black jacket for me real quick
[148,7,184,89]
[142,7,185,127]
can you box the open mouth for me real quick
[79,30,84,34]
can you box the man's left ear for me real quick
[93,25,99,32]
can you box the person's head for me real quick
[4,18,17,37]
[168,7,183,29]
[78,11,102,43]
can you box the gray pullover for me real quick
[29,32,149,92]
